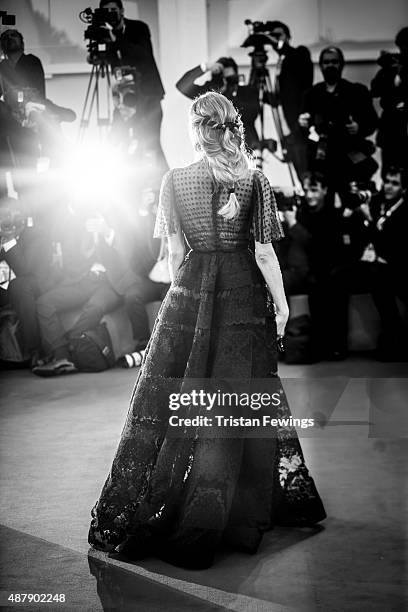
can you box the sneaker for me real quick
[32,358,78,377]
[117,350,145,369]
[30,352,46,370]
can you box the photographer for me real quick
[114,198,170,367]
[299,46,378,204]
[274,191,310,296]
[274,172,365,362]
[32,205,125,376]
[96,0,167,173]
[296,173,348,281]
[0,29,45,102]
[0,201,57,367]
[176,57,261,149]
[264,21,313,176]
[109,70,166,175]
[0,29,44,170]
[321,166,408,361]
[0,29,75,169]
[293,172,367,359]
[32,197,170,376]
[278,172,362,293]
[0,100,22,197]
[371,27,408,171]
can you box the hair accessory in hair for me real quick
[202,117,239,131]
[221,120,239,131]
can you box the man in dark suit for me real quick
[264,21,313,177]
[99,0,167,174]
[0,29,45,173]
[0,201,57,367]
[273,191,310,296]
[299,46,378,203]
[0,29,75,171]
[0,29,45,102]
[287,172,368,360]
[371,27,408,172]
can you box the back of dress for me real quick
[154,159,284,250]
[88,157,326,565]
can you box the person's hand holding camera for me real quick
[264,33,285,52]
[202,61,224,76]
[378,50,402,72]
[298,112,311,128]
[23,101,46,129]
[100,22,117,42]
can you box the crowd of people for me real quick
[0,1,407,373]
[277,166,407,360]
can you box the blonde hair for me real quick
[190,91,252,220]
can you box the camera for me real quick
[241,19,274,89]
[242,20,276,51]
[377,51,402,70]
[310,111,356,163]
[112,67,140,112]
[0,11,16,26]
[79,7,119,65]
[346,181,376,210]
[274,189,300,212]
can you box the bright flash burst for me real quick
[61,142,130,206]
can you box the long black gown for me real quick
[88,160,326,568]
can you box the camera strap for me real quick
[376,197,404,231]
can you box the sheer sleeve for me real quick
[251,169,285,243]
[153,169,181,238]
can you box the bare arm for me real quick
[167,228,186,282]
[254,241,289,336]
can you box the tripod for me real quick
[78,62,113,143]
[247,45,300,194]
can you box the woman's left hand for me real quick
[275,307,289,338]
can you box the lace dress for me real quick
[88,159,326,568]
